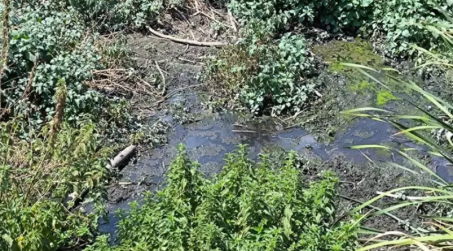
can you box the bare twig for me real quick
[314,89,323,97]
[93,68,126,73]
[232,129,256,133]
[174,8,193,27]
[376,191,428,201]
[50,80,67,137]
[146,26,228,46]
[154,61,166,96]
[228,9,238,33]
[138,78,159,94]
[193,11,233,29]
[178,57,199,64]
[22,58,39,100]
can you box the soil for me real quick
[100,6,449,247]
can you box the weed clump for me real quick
[208,33,317,115]
[229,0,453,57]
[87,146,359,250]
[0,119,112,251]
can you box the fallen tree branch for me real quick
[146,26,228,46]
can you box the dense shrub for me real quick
[58,0,163,31]
[0,119,111,251]
[4,5,104,128]
[14,0,172,31]
[209,32,316,115]
[2,0,170,131]
[212,0,453,114]
[229,0,452,56]
[229,0,373,33]
[371,0,452,56]
[86,146,359,251]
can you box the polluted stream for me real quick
[99,35,453,242]
[99,101,450,239]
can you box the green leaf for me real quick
[402,29,410,37]
[2,234,13,247]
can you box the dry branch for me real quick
[0,0,11,111]
[228,9,238,33]
[155,61,166,96]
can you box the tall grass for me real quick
[343,20,453,251]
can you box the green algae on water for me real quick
[313,39,383,73]
[376,90,399,106]
[349,81,374,93]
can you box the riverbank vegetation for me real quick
[344,22,453,250]
[1,0,453,250]
[87,146,359,251]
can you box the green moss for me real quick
[313,39,383,73]
[349,81,375,93]
[376,90,399,106]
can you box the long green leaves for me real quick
[343,53,453,249]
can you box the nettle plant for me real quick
[229,0,373,33]
[18,0,187,32]
[229,0,453,56]
[371,0,453,56]
[209,28,316,115]
[0,119,111,251]
[61,0,163,31]
[87,145,359,251]
[241,33,317,115]
[4,4,105,128]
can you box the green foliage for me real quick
[229,0,373,33]
[15,0,175,31]
[343,34,453,248]
[0,119,112,251]
[344,73,453,250]
[2,0,165,134]
[229,0,452,56]
[209,33,316,115]
[371,0,453,56]
[5,5,103,128]
[61,0,162,31]
[86,146,359,250]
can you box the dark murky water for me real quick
[100,109,450,239]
